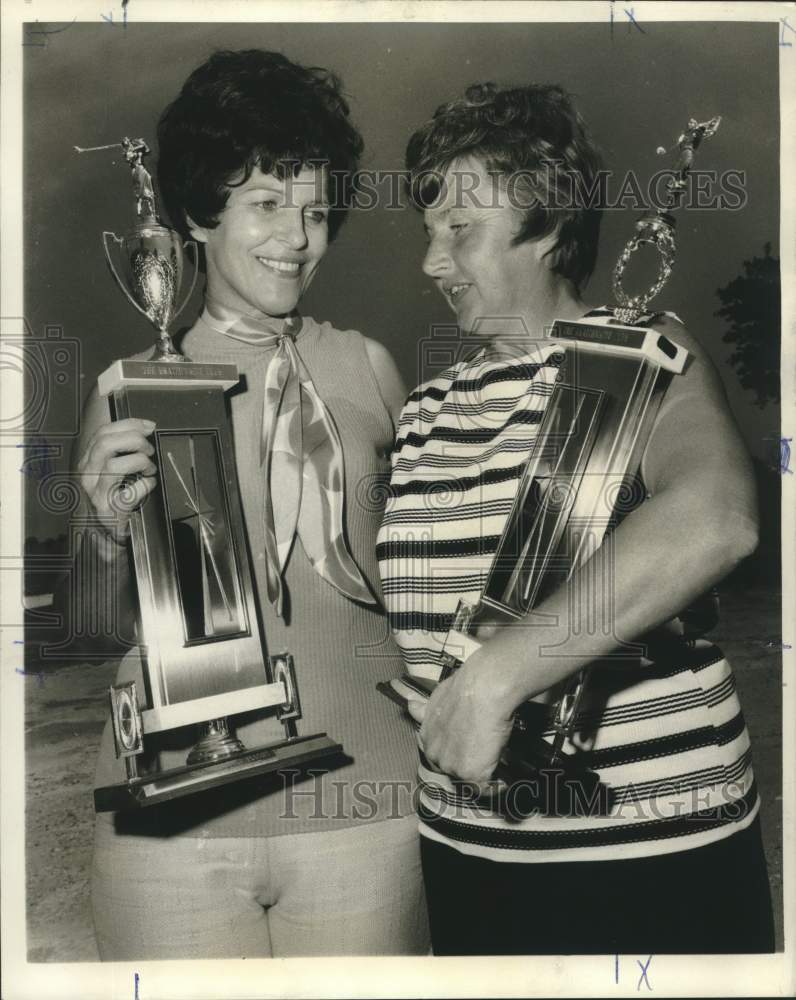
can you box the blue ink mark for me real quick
[778,436,791,471]
[763,434,792,475]
[134,971,140,1000]
[15,667,46,687]
[102,3,129,28]
[765,639,792,651]
[636,954,653,991]
[615,953,620,983]
[624,7,646,34]
[780,18,794,47]
[17,440,58,481]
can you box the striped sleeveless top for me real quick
[377,328,758,863]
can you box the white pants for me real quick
[92,813,428,959]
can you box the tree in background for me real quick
[715,243,781,587]
[715,242,780,408]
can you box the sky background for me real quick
[22,18,780,541]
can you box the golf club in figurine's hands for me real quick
[379,116,721,814]
[77,139,344,810]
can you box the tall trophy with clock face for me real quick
[79,138,343,811]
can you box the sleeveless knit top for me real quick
[377,331,759,863]
[94,315,419,838]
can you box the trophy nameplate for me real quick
[80,139,343,811]
[379,116,720,810]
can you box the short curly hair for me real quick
[406,82,603,290]
[157,49,364,241]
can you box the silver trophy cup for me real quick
[78,137,198,359]
[102,223,197,359]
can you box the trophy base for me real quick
[186,718,246,764]
[94,733,343,812]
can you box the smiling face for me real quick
[421,158,552,336]
[189,165,329,319]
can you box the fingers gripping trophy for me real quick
[76,139,343,811]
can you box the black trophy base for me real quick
[94,733,342,812]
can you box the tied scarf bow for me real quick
[201,301,376,616]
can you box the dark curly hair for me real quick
[406,82,603,290]
[157,49,364,241]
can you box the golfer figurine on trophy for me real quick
[75,138,343,811]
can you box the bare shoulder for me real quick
[640,310,752,490]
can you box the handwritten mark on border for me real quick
[610,3,646,39]
[780,437,792,474]
[781,18,794,47]
[15,668,46,687]
[763,434,792,475]
[102,2,129,27]
[17,440,59,481]
[636,954,653,991]
[624,7,646,34]
[22,18,77,47]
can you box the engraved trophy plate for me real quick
[79,139,343,811]
[378,117,719,810]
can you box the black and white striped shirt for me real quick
[377,333,758,862]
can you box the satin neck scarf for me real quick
[201,300,376,616]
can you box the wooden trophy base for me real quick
[94,733,343,812]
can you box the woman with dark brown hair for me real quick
[75,49,428,959]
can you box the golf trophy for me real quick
[77,138,343,811]
[379,117,721,812]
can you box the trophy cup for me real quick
[77,138,343,811]
[379,117,721,813]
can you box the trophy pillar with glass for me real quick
[379,116,721,812]
[77,138,342,812]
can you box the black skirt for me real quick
[420,814,775,955]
